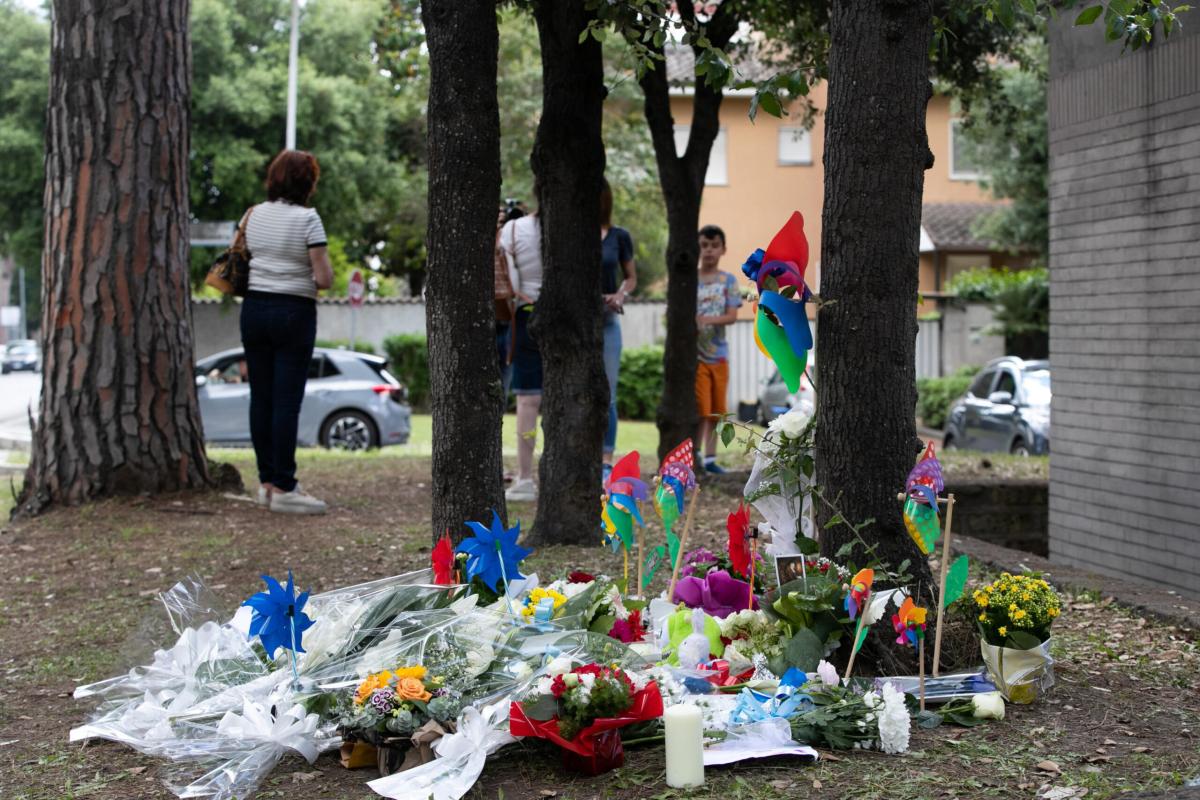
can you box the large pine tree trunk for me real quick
[527,0,608,545]
[423,0,505,541]
[816,0,936,595]
[18,0,210,514]
[638,9,737,461]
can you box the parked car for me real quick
[943,357,1050,455]
[756,369,815,426]
[2,340,40,373]
[195,347,412,450]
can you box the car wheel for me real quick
[1010,438,1030,457]
[320,410,378,451]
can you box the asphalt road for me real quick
[0,372,40,440]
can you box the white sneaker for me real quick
[505,478,537,503]
[270,485,328,515]
[256,487,271,507]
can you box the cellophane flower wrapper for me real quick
[980,637,1055,704]
[509,681,663,759]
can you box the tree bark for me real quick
[526,0,608,545]
[815,0,936,597]
[638,6,738,462]
[423,0,505,541]
[18,0,211,514]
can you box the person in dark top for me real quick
[599,178,637,482]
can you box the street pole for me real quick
[285,0,300,150]
[18,267,27,341]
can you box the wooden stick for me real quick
[747,538,756,610]
[667,485,700,603]
[931,494,956,677]
[842,588,870,684]
[918,637,927,712]
[623,546,629,593]
[637,536,644,599]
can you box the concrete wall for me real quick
[946,479,1049,556]
[1046,18,1200,595]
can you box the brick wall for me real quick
[1047,20,1200,595]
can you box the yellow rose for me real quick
[397,677,432,702]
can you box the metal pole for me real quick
[285,0,300,150]
[18,267,27,341]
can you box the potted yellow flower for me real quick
[974,573,1061,704]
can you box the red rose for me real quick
[574,663,603,678]
[550,675,566,698]
[568,571,596,584]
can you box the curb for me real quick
[0,434,30,453]
[954,533,1198,634]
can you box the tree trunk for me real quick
[526,0,608,546]
[815,0,936,597]
[18,0,210,515]
[638,7,738,462]
[423,0,505,541]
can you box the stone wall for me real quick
[945,479,1048,556]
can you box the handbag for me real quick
[205,208,254,296]
[494,223,516,322]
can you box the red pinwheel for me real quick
[844,568,874,621]
[431,531,455,586]
[726,503,752,578]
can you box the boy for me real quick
[694,224,741,474]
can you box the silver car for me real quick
[195,347,412,450]
[943,357,1050,456]
[756,369,815,426]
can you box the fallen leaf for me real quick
[127,767,147,775]
[1036,760,1062,774]
[539,791,558,797]
[813,779,823,789]
[1094,748,1107,755]
[819,751,843,762]
[1085,755,1111,764]
[290,772,321,783]
[1103,739,1117,746]
[770,780,792,790]
[1132,746,1152,753]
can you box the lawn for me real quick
[0,451,1191,800]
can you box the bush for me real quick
[916,365,978,430]
[946,267,1049,358]
[383,334,430,411]
[617,345,663,421]
[315,338,376,355]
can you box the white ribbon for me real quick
[368,703,516,800]
[215,700,323,763]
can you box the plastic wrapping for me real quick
[980,638,1055,704]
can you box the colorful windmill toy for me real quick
[242,572,315,687]
[602,451,648,592]
[892,596,930,709]
[458,510,532,616]
[841,568,875,683]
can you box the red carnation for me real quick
[568,571,596,584]
[550,674,567,698]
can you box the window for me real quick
[674,125,728,186]
[777,126,812,165]
[949,119,984,181]
[968,370,996,398]
[308,356,340,380]
[994,371,1017,399]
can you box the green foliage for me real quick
[955,37,1048,261]
[314,338,376,355]
[947,266,1049,357]
[916,366,978,429]
[382,334,429,411]
[616,345,663,421]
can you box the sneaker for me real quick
[704,459,727,475]
[270,485,328,515]
[256,486,272,507]
[505,478,537,503]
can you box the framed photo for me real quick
[774,554,810,588]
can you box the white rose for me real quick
[545,655,574,676]
[778,409,808,439]
[971,691,1006,720]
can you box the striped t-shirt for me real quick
[243,200,327,299]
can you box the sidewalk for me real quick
[0,422,30,453]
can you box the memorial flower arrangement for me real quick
[788,677,912,753]
[338,665,463,741]
[974,572,1061,647]
[679,546,769,594]
[718,608,787,670]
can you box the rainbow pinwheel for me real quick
[903,442,945,554]
[844,568,874,621]
[242,572,315,661]
[458,510,531,593]
[431,531,455,586]
[742,212,814,393]
[602,451,648,552]
[655,439,696,567]
[891,596,928,650]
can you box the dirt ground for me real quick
[0,452,1196,800]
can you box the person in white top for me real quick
[238,150,334,514]
[499,209,544,503]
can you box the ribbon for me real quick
[215,700,323,763]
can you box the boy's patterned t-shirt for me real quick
[697,271,742,364]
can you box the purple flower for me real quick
[370,688,396,712]
[672,569,758,618]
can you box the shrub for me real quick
[617,345,663,421]
[383,334,430,411]
[315,338,376,355]
[946,267,1049,358]
[916,365,978,430]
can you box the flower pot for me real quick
[561,728,624,776]
[980,637,1054,704]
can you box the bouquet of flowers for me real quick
[679,547,769,594]
[718,608,786,676]
[974,572,1061,703]
[787,669,912,754]
[509,663,663,775]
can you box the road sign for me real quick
[348,269,365,308]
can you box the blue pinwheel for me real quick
[457,510,531,593]
[242,572,315,664]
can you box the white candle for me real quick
[664,703,705,788]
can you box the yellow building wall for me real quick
[667,90,991,306]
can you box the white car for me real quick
[195,347,412,450]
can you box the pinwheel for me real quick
[242,572,315,685]
[603,451,648,591]
[457,509,531,596]
[655,439,696,571]
[892,596,931,710]
[431,531,455,586]
[741,212,814,393]
[844,568,874,621]
[903,442,945,554]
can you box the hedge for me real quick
[616,345,663,421]
[383,334,430,411]
[314,338,376,355]
[916,365,978,430]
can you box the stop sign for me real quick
[348,269,365,308]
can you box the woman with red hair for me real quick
[237,149,333,514]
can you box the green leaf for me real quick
[589,613,616,634]
[1019,0,1037,13]
[784,628,825,671]
[757,90,783,119]
[720,420,735,448]
[916,709,944,729]
[942,555,970,608]
[944,709,986,727]
[578,28,590,44]
[1075,5,1104,24]
[1006,630,1044,650]
[522,694,560,722]
[796,536,819,556]
[827,513,846,529]
[835,542,855,559]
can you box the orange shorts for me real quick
[695,360,729,419]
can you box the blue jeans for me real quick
[603,312,622,454]
[240,292,316,493]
